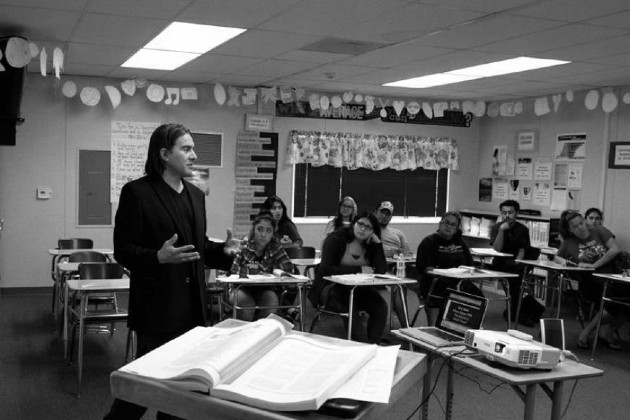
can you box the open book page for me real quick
[212,334,377,411]
[119,316,291,392]
[222,273,309,283]
[431,267,471,275]
[330,345,399,403]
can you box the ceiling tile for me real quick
[585,10,630,29]
[0,5,81,41]
[417,0,536,13]
[211,29,319,59]
[65,43,136,66]
[72,13,168,46]
[274,49,351,64]
[233,59,319,78]
[539,34,630,61]
[509,0,630,22]
[177,0,301,28]
[182,54,262,74]
[85,0,191,19]
[337,45,454,68]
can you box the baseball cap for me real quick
[378,201,394,213]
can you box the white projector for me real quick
[464,329,561,370]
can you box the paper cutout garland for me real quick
[5,37,31,68]
[105,85,121,109]
[80,87,100,106]
[61,81,77,98]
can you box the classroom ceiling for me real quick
[2,0,630,101]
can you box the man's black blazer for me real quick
[114,176,233,337]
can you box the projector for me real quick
[464,329,561,370]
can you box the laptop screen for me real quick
[437,290,488,336]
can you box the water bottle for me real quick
[396,253,406,278]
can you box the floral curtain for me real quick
[286,130,459,171]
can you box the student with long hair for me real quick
[260,195,303,248]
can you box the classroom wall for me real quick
[472,87,630,252]
[0,74,480,288]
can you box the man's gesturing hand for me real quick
[157,234,200,264]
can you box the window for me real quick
[293,163,447,217]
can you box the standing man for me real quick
[490,199,532,325]
[374,201,413,326]
[104,123,239,420]
[374,201,410,258]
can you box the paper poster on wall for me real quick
[492,178,508,200]
[479,178,492,202]
[516,157,533,179]
[509,180,520,200]
[534,161,552,181]
[554,163,568,188]
[532,182,551,206]
[550,188,567,211]
[555,133,586,161]
[567,164,583,189]
[521,184,532,201]
[506,155,515,176]
[491,145,507,176]
[110,121,160,203]
[517,132,536,151]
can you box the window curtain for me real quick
[286,130,459,171]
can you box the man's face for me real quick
[162,133,196,178]
[500,206,517,224]
[376,208,392,227]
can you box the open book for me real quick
[118,315,379,411]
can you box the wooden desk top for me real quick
[516,259,594,271]
[428,267,518,279]
[65,278,129,291]
[49,248,113,255]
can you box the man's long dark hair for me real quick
[144,123,192,178]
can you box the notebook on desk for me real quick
[400,289,488,347]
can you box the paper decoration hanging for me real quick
[584,90,599,110]
[379,108,387,118]
[320,95,330,110]
[227,86,241,106]
[52,47,63,79]
[406,101,420,115]
[6,37,31,68]
[534,97,550,116]
[293,87,306,100]
[331,95,342,108]
[565,90,574,102]
[552,94,561,112]
[342,91,353,103]
[433,102,448,117]
[181,87,198,100]
[623,92,630,104]
[104,85,121,109]
[499,102,515,117]
[486,102,499,117]
[213,83,226,105]
[450,101,460,110]
[309,93,320,110]
[28,42,39,58]
[146,84,165,103]
[602,91,618,113]
[364,96,375,114]
[242,88,256,105]
[133,77,150,89]
[472,101,485,117]
[279,87,293,103]
[121,79,136,96]
[61,81,77,98]
[354,94,363,103]
[514,102,523,114]
[164,87,180,105]
[392,100,404,116]
[39,47,47,76]
[462,100,474,114]
[422,102,433,118]
[260,87,278,103]
[80,87,101,106]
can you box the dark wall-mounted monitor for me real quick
[0,36,27,146]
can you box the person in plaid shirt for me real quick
[229,213,294,321]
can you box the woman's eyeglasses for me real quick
[340,204,354,209]
[355,221,374,231]
[440,220,458,228]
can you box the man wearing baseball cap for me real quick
[375,201,410,258]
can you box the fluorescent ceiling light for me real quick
[384,73,482,88]
[122,50,200,71]
[384,56,570,88]
[122,22,246,70]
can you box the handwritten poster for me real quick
[516,157,533,180]
[517,131,536,151]
[534,161,552,181]
[533,182,551,206]
[233,131,278,238]
[110,121,160,202]
[492,178,508,200]
[492,145,507,176]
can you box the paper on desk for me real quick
[431,267,470,275]
[330,345,399,403]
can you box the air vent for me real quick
[299,37,388,55]
[518,350,539,366]
[464,330,475,346]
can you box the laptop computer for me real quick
[400,289,489,347]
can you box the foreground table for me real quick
[393,330,603,420]
[110,325,427,420]
[591,273,630,359]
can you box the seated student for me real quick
[416,211,479,326]
[310,212,388,344]
[322,196,357,241]
[555,210,622,349]
[584,207,604,228]
[489,199,534,325]
[260,195,303,248]
[229,213,294,321]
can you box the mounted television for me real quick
[0,36,27,146]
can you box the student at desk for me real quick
[310,212,388,344]
[230,213,294,321]
[556,210,622,349]
[322,196,358,240]
[260,195,303,248]
[416,211,481,326]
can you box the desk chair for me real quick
[206,276,226,326]
[309,284,350,335]
[285,246,318,278]
[68,262,130,397]
[591,281,630,360]
[51,238,94,313]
